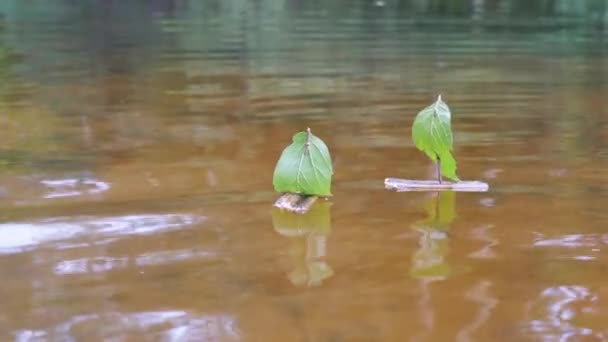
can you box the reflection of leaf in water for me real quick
[410,228,450,280]
[272,202,331,237]
[417,191,456,229]
[287,255,334,287]
[410,191,456,280]
[272,203,333,287]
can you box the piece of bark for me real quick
[384,178,489,192]
[273,193,318,214]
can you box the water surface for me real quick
[1,1,608,341]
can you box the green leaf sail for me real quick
[273,128,333,196]
[412,95,460,181]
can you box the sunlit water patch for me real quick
[533,233,607,261]
[40,177,110,199]
[0,175,111,205]
[14,311,239,342]
[54,249,218,275]
[0,214,204,254]
[523,285,606,341]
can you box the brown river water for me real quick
[1,1,608,341]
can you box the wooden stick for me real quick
[385,178,489,192]
[274,193,318,214]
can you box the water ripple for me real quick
[54,249,218,275]
[523,285,605,341]
[534,234,608,248]
[532,233,607,261]
[41,177,110,199]
[0,214,204,255]
[15,311,239,342]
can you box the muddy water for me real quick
[1,1,608,341]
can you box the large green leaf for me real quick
[273,128,333,196]
[412,95,459,181]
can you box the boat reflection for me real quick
[272,202,333,287]
[410,191,455,280]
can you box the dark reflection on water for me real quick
[1,0,608,340]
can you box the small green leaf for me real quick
[273,128,333,196]
[412,95,459,181]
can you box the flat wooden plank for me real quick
[385,178,489,192]
[273,193,318,214]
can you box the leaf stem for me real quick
[434,94,442,114]
[436,157,442,184]
[305,127,312,155]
